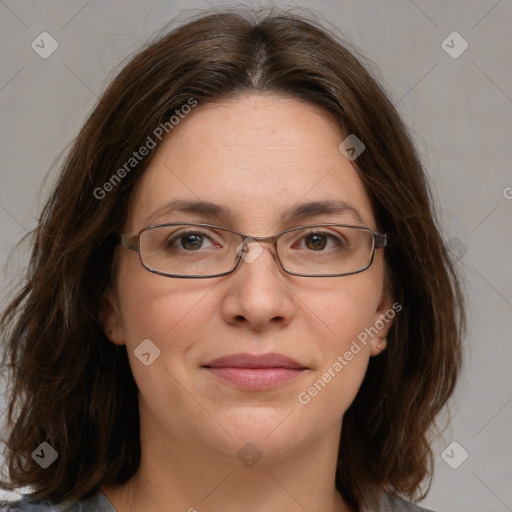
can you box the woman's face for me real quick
[105,93,392,462]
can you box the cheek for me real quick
[295,273,383,411]
[114,256,212,351]
[114,263,213,409]
[306,270,384,347]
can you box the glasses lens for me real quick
[277,225,374,275]
[139,224,241,276]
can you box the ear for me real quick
[369,291,397,357]
[100,288,126,346]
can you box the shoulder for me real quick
[0,488,115,512]
[378,492,436,512]
[361,490,434,512]
[0,499,79,512]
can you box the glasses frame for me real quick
[117,222,388,279]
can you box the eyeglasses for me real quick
[117,223,387,278]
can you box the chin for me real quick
[197,410,313,459]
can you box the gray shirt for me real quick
[1,488,435,511]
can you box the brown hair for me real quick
[0,7,465,510]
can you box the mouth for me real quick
[202,353,308,390]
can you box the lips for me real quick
[203,352,307,369]
[202,353,308,390]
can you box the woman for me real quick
[0,8,465,512]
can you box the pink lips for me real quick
[202,353,308,390]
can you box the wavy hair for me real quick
[0,7,465,510]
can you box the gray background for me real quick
[0,1,511,511]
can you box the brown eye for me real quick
[165,230,217,251]
[304,234,328,251]
[179,233,204,250]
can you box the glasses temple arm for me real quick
[374,233,387,248]
[118,234,140,252]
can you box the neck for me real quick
[102,407,352,512]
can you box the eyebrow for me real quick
[145,199,366,226]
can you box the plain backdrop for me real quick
[0,1,511,511]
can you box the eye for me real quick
[304,233,328,251]
[167,229,220,251]
[294,231,346,251]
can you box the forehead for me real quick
[129,94,376,233]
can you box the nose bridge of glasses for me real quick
[236,234,279,263]
[243,233,279,245]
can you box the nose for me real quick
[219,240,296,332]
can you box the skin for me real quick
[102,93,393,512]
